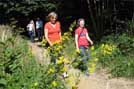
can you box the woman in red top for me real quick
[44,12,61,46]
[75,18,93,76]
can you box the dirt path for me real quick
[29,42,134,89]
[28,42,50,64]
[78,70,134,89]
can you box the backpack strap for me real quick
[78,29,84,40]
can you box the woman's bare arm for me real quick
[86,33,93,45]
[45,29,52,46]
[75,34,79,50]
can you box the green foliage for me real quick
[95,34,134,78]
[0,25,66,89]
[127,20,134,36]
[0,0,59,15]
[101,34,134,57]
[0,0,63,25]
[109,56,134,78]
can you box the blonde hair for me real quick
[46,12,58,21]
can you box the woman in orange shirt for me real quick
[44,12,61,46]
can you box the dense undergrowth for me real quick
[0,25,66,89]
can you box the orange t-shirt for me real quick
[44,21,61,43]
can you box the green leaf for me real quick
[0,79,7,85]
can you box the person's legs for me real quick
[37,29,40,41]
[85,48,90,61]
[31,31,34,42]
[29,31,34,42]
[40,28,43,41]
[79,46,86,56]
[37,28,43,41]
[79,46,88,71]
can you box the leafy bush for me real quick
[0,25,66,89]
[109,56,134,78]
[95,34,134,78]
[101,34,134,57]
[127,20,134,36]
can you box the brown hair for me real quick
[76,18,85,27]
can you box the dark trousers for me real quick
[79,46,90,71]
[29,31,34,42]
[37,28,43,41]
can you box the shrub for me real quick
[101,34,134,57]
[0,25,66,89]
[96,34,134,78]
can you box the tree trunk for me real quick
[86,0,98,37]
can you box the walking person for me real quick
[44,12,68,78]
[27,20,35,43]
[44,12,62,62]
[44,12,61,46]
[75,18,93,76]
[36,17,43,42]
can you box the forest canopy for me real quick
[0,0,134,38]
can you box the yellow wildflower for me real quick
[58,45,63,50]
[65,36,69,40]
[76,49,80,54]
[90,63,96,67]
[33,82,38,87]
[91,46,95,51]
[69,28,73,32]
[48,68,55,74]
[93,58,99,62]
[61,66,67,72]
[64,32,69,36]
[57,60,63,65]
[47,47,51,52]
[102,50,107,55]
[59,56,64,60]
[105,44,109,49]
[68,76,75,84]
[63,58,70,64]
[52,81,57,87]
[41,39,47,46]
[88,68,95,73]
[55,47,60,51]
[107,46,112,51]
[61,37,65,41]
